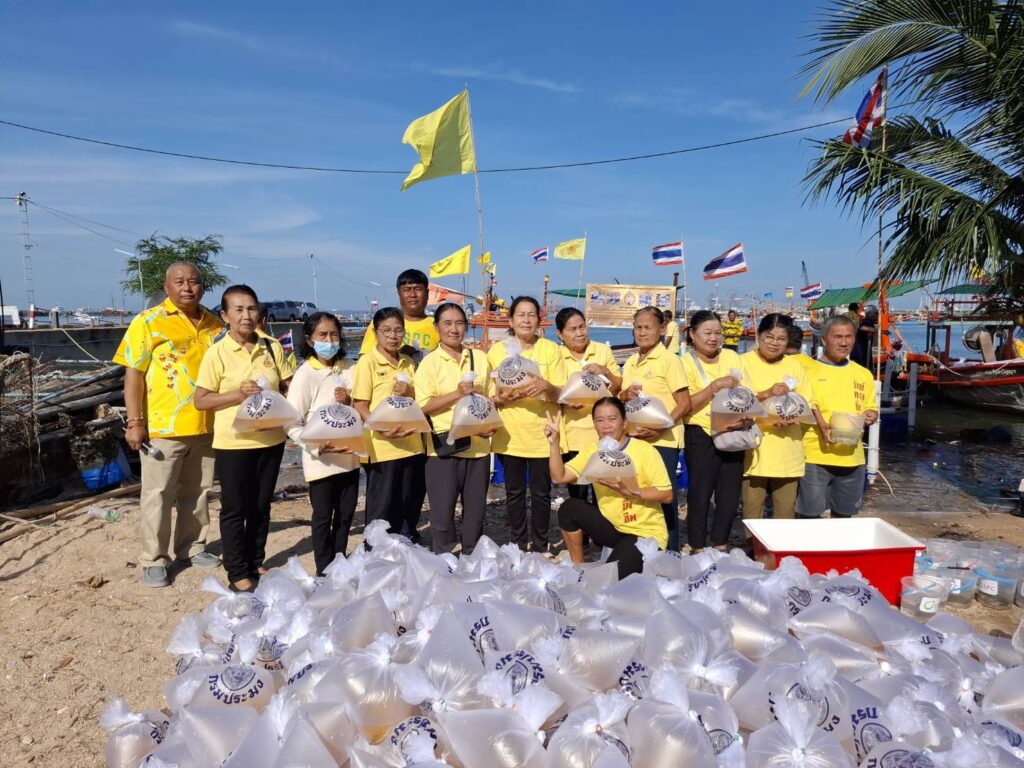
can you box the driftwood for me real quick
[0,483,141,546]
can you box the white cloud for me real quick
[412,63,581,93]
[167,20,262,50]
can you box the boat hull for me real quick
[934,362,1024,415]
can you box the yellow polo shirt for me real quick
[351,346,424,463]
[359,316,438,360]
[621,344,688,449]
[681,348,742,435]
[566,438,670,548]
[803,358,876,467]
[560,341,620,453]
[195,330,295,450]
[112,299,222,438]
[664,321,680,354]
[414,346,493,459]
[722,318,744,347]
[740,350,813,478]
[487,337,567,458]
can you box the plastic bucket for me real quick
[900,575,950,620]
[934,566,977,605]
[975,558,1020,608]
[80,447,131,491]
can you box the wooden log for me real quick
[33,390,124,419]
[3,483,141,521]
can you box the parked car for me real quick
[263,300,317,322]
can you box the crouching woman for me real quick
[545,397,671,579]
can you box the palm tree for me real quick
[800,0,1024,303]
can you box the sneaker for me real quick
[180,551,221,569]
[142,566,169,588]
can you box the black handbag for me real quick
[428,350,474,458]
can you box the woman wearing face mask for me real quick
[681,310,746,550]
[352,307,425,538]
[285,312,359,576]
[740,312,813,521]
[620,305,691,551]
[414,303,495,554]
[556,307,622,504]
[546,398,671,578]
[195,285,294,592]
[487,296,567,554]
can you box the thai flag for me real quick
[277,329,294,353]
[842,70,887,148]
[800,283,823,300]
[531,247,549,264]
[651,241,684,266]
[703,243,748,280]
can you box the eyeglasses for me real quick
[398,285,426,295]
[378,328,405,337]
[761,334,789,345]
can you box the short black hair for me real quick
[593,396,626,419]
[555,307,585,332]
[635,305,664,324]
[299,311,346,363]
[664,310,673,320]
[433,302,466,324]
[510,295,541,315]
[396,269,428,288]
[220,284,259,312]
[685,309,721,344]
[848,303,860,312]
[373,306,405,329]
[786,325,805,350]
[757,312,795,335]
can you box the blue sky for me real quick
[0,2,892,313]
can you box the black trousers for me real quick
[562,451,594,504]
[655,445,681,552]
[308,470,360,576]
[499,454,551,552]
[364,454,426,537]
[424,455,490,554]
[684,425,744,548]
[215,442,286,583]
[557,498,645,580]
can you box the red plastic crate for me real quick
[743,518,925,605]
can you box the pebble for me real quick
[21,735,33,745]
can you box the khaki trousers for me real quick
[742,476,800,522]
[139,434,215,567]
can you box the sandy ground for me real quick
[1,444,1023,768]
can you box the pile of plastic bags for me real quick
[104,522,1024,767]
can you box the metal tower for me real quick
[16,192,34,308]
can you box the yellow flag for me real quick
[554,238,586,260]
[477,251,491,265]
[401,91,477,192]
[429,244,471,278]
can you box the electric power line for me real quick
[0,110,890,176]
[29,199,139,234]
[26,199,136,247]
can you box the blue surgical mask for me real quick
[313,340,341,359]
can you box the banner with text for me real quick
[584,283,679,327]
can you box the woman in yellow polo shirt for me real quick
[194,285,294,593]
[415,303,494,555]
[556,307,622,505]
[285,312,358,576]
[740,312,813,522]
[546,397,671,578]
[681,310,745,550]
[351,307,425,540]
[487,296,568,554]
[620,306,691,551]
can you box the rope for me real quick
[57,327,103,362]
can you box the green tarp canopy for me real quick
[551,288,587,298]
[937,283,992,296]
[811,279,934,310]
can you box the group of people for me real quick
[115,261,878,591]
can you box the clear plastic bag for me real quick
[558,371,612,406]
[709,369,766,432]
[300,401,367,453]
[544,691,633,768]
[222,694,336,768]
[232,377,300,433]
[745,698,853,768]
[364,395,431,434]
[100,698,170,768]
[829,412,866,445]
[576,437,639,487]
[624,387,675,432]
[448,391,503,442]
[625,666,718,767]
[760,376,815,425]
[492,339,543,395]
[167,613,226,675]
[174,705,259,767]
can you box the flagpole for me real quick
[680,232,688,328]
[867,66,889,488]
[575,230,588,310]
[464,86,489,346]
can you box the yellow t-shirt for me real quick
[359,315,438,361]
[565,438,670,548]
[1014,338,1024,358]
[487,337,568,458]
[621,344,688,449]
[790,352,818,374]
[560,341,621,453]
[195,331,295,450]
[802,358,876,467]
[664,322,680,354]
[351,346,424,463]
[112,298,223,438]
[722,318,744,347]
[681,348,742,435]
[414,346,493,459]
[739,350,812,478]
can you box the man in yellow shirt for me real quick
[113,262,223,588]
[662,310,681,354]
[722,310,744,352]
[359,269,438,364]
[797,316,879,518]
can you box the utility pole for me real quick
[16,193,35,310]
[311,253,319,307]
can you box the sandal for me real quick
[229,579,256,593]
